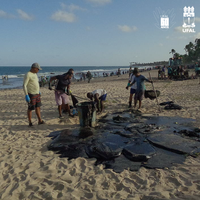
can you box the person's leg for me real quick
[55,91,63,117]
[99,94,107,112]
[134,99,137,108]
[58,105,62,117]
[27,109,32,124]
[129,93,133,108]
[138,91,144,109]
[100,100,104,112]
[65,104,72,116]
[35,107,43,123]
[129,89,135,108]
[138,100,142,109]
[62,94,72,116]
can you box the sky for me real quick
[0,0,200,66]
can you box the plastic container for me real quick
[77,102,96,127]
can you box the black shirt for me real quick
[55,75,71,91]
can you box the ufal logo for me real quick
[161,15,169,29]
[182,6,195,33]
[153,8,175,30]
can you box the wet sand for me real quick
[0,69,200,200]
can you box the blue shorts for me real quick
[130,88,136,94]
[99,94,107,101]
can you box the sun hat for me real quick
[31,63,42,70]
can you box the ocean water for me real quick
[0,65,152,90]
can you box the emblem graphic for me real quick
[182,6,195,33]
[153,8,175,30]
[161,15,169,29]
[183,6,195,28]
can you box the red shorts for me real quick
[28,93,42,110]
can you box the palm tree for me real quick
[169,49,176,56]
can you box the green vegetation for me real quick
[170,38,200,64]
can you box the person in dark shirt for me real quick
[49,71,73,118]
[86,71,92,83]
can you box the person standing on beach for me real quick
[126,68,137,108]
[130,68,152,110]
[129,67,132,76]
[86,71,92,83]
[23,63,45,126]
[49,71,74,118]
[87,89,107,113]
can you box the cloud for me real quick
[17,9,34,20]
[60,3,87,12]
[118,25,138,32]
[196,17,200,23]
[51,3,86,23]
[68,4,87,12]
[0,9,14,19]
[86,0,112,6]
[51,11,76,22]
[174,26,183,33]
[159,43,163,46]
[86,26,91,30]
[194,32,200,38]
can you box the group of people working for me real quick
[23,63,107,127]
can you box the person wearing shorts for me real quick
[130,68,152,110]
[23,63,45,126]
[87,89,107,113]
[49,71,73,118]
[126,68,137,108]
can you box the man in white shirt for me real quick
[23,63,45,126]
[87,89,107,113]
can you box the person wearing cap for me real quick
[23,63,45,126]
[87,89,107,113]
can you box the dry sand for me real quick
[0,70,200,200]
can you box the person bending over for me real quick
[49,71,73,118]
[87,89,107,113]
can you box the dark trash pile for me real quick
[47,111,200,173]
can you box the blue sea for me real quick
[0,65,152,90]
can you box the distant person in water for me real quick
[87,89,107,113]
[130,68,152,110]
[23,63,45,126]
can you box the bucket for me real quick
[77,101,96,127]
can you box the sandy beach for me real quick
[0,69,200,200]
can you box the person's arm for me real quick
[130,80,136,86]
[100,100,104,112]
[49,76,57,90]
[66,82,72,95]
[23,73,31,102]
[23,74,29,96]
[94,93,100,112]
[144,77,152,83]
[126,74,132,89]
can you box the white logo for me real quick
[182,6,195,33]
[153,8,175,30]
[161,15,169,29]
